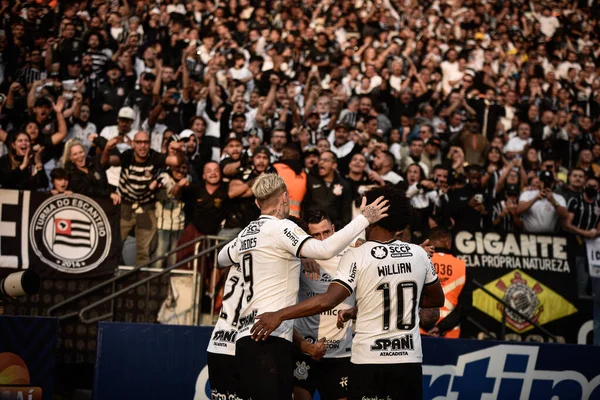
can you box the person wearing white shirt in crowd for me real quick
[517,170,568,233]
[530,4,560,38]
[440,49,462,95]
[68,103,97,153]
[504,123,533,159]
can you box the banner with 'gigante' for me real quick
[453,231,585,343]
[0,190,120,279]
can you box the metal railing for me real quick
[47,235,230,325]
[472,279,557,341]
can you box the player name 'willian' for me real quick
[377,263,412,277]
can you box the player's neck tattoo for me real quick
[266,202,285,219]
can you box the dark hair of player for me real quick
[364,186,412,233]
[305,209,332,226]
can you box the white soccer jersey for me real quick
[333,240,438,364]
[226,216,313,342]
[207,265,244,356]
[295,249,356,358]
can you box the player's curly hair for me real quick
[364,186,412,233]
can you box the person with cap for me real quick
[221,111,247,148]
[302,146,320,172]
[124,71,158,131]
[99,106,136,186]
[178,129,211,181]
[94,60,135,131]
[222,145,275,238]
[220,132,245,180]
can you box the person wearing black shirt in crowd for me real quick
[179,161,230,236]
[491,182,523,233]
[565,177,600,299]
[61,139,116,202]
[222,146,275,238]
[446,164,491,232]
[303,150,352,228]
[0,131,48,190]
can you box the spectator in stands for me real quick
[223,146,274,238]
[565,177,600,299]
[153,164,188,268]
[61,139,115,201]
[446,165,491,232]
[303,150,352,229]
[49,168,71,195]
[371,150,403,185]
[179,161,230,237]
[102,131,182,265]
[273,145,307,218]
[559,168,586,202]
[0,132,48,190]
[422,227,472,338]
[517,170,568,233]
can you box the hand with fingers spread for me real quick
[360,195,390,224]
[251,311,283,341]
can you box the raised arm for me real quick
[50,97,67,145]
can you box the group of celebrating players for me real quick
[206,173,444,400]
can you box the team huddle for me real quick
[206,174,444,400]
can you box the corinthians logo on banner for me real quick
[473,269,577,333]
[29,194,112,274]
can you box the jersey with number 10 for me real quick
[227,216,313,342]
[333,240,438,364]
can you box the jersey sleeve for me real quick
[217,239,239,268]
[332,248,358,295]
[276,219,313,258]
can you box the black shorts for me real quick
[293,351,351,400]
[348,362,422,400]
[236,336,294,400]
[208,352,241,399]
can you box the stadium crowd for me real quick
[0,0,599,301]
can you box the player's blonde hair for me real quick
[252,173,287,205]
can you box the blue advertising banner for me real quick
[0,315,58,400]
[94,322,600,400]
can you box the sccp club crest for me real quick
[496,272,542,331]
[30,194,111,273]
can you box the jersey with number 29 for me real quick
[226,216,313,342]
[333,240,438,364]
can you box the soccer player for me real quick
[216,174,389,400]
[206,264,244,399]
[293,210,357,400]
[251,186,444,400]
